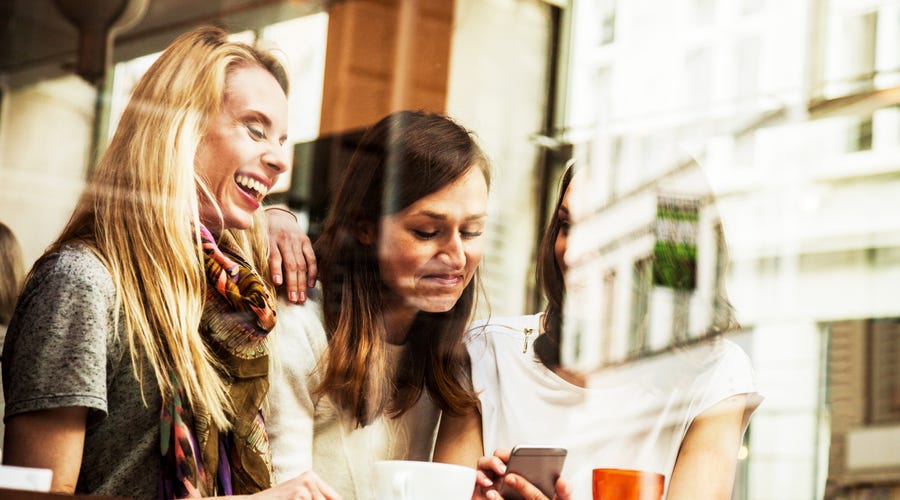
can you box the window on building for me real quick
[606,135,622,198]
[740,0,764,16]
[261,13,328,146]
[672,289,690,342]
[849,115,874,152]
[106,50,163,147]
[690,0,715,26]
[734,130,756,168]
[598,0,616,45]
[592,67,612,131]
[685,47,712,111]
[828,318,900,427]
[857,11,878,83]
[629,256,652,356]
[825,7,877,97]
[869,319,900,424]
[601,270,616,362]
[734,36,761,102]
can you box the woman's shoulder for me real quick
[675,337,762,418]
[711,338,759,392]
[468,313,542,337]
[24,243,115,302]
[274,291,328,356]
[465,313,542,357]
[691,337,755,377]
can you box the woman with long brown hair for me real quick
[268,110,490,499]
[436,164,762,500]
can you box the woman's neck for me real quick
[382,303,417,345]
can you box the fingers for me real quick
[475,469,495,490]
[272,233,316,304]
[475,452,509,499]
[554,476,571,500]
[300,238,318,288]
[269,470,341,500]
[281,237,307,303]
[299,470,341,500]
[268,243,284,287]
[477,454,507,477]
[502,473,550,500]
[264,207,317,303]
[485,490,505,500]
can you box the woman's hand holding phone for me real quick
[472,448,571,500]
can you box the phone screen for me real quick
[498,445,567,500]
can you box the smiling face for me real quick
[195,64,289,231]
[375,166,489,325]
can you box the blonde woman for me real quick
[2,27,337,499]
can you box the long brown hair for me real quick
[533,162,740,368]
[314,110,490,426]
[533,166,575,368]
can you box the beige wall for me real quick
[0,75,96,268]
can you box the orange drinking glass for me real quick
[591,468,665,500]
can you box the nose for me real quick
[439,233,466,269]
[263,143,289,174]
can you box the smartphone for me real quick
[497,444,567,500]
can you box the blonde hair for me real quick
[0,222,24,326]
[46,26,287,430]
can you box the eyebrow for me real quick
[413,210,487,222]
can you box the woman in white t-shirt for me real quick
[267,111,492,499]
[435,165,762,500]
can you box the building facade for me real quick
[559,0,900,498]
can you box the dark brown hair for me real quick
[533,162,740,368]
[314,110,490,426]
[533,166,575,368]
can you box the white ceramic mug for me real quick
[0,465,53,492]
[373,460,475,500]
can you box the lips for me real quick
[423,274,464,286]
[234,173,270,201]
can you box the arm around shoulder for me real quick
[267,301,325,482]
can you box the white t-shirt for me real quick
[467,314,762,500]
[267,292,441,500]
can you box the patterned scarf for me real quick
[159,225,277,498]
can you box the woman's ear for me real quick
[355,221,376,245]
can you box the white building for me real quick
[560,0,900,498]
